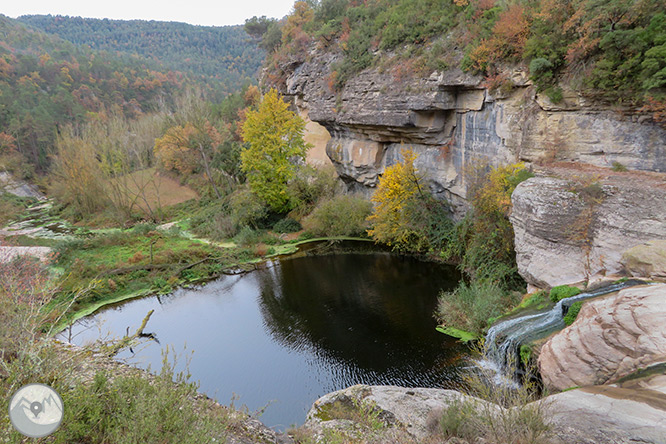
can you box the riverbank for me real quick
[51,233,373,333]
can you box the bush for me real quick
[287,166,338,219]
[57,351,234,443]
[303,195,372,237]
[273,217,302,233]
[611,161,628,172]
[229,186,268,228]
[563,301,583,326]
[438,398,479,440]
[549,285,581,303]
[544,86,563,103]
[132,222,158,235]
[529,57,554,87]
[233,226,264,246]
[436,280,521,336]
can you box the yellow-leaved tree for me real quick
[240,89,310,212]
[367,148,430,251]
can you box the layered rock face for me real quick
[281,50,666,215]
[538,284,666,391]
[511,177,666,288]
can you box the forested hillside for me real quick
[17,15,263,94]
[256,0,665,117]
[0,14,189,174]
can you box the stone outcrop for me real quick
[302,379,666,444]
[511,176,666,288]
[0,172,45,199]
[538,284,666,391]
[545,373,666,444]
[304,384,489,441]
[622,240,666,280]
[280,48,666,215]
[0,246,52,263]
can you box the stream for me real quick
[480,280,644,384]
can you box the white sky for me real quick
[2,0,296,27]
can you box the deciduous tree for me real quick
[240,89,310,213]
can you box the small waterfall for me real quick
[479,280,642,384]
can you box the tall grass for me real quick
[436,279,521,336]
[0,255,243,443]
[436,359,552,444]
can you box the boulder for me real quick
[545,373,666,444]
[304,384,494,441]
[0,172,45,199]
[302,381,666,444]
[622,240,666,280]
[511,177,666,288]
[538,284,666,390]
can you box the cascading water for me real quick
[479,280,643,384]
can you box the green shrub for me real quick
[439,398,479,440]
[233,226,264,246]
[303,195,372,237]
[545,86,563,103]
[57,353,233,443]
[287,166,338,219]
[132,222,157,235]
[520,344,533,366]
[273,217,302,233]
[437,280,521,336]
[611,161,628,172]
[529,57,554,87]
[564,301,583,326]
[229,186,268,228]
[549,285,581,302]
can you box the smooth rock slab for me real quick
[304,384,493,441]
[546,374,666,444]
[303,381,666,443]
[622,240,666,280]
[511,177,666,288]
[539,284,666,390]
[0,246,53,263]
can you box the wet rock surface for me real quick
[538,284,666,391]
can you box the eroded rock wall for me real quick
[281,50,666,217]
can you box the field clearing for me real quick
[111,168,198,212]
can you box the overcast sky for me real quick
[2,0,296,27]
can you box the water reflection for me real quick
[61,247,469,430]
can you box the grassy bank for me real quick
[49,226,371,332]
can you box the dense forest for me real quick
[0,14,264,178]
[17,15,263,93]
[0,14,188,174]
[253,0,665,118]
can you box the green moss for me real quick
[436,326,478,343]
[520,344,533,366]
[611,161,628,172]
[563,301,583,326]
[549,285,581,302]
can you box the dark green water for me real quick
[62,245,469,430]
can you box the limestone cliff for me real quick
[276,48,666,291]
[279,48,666,217]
